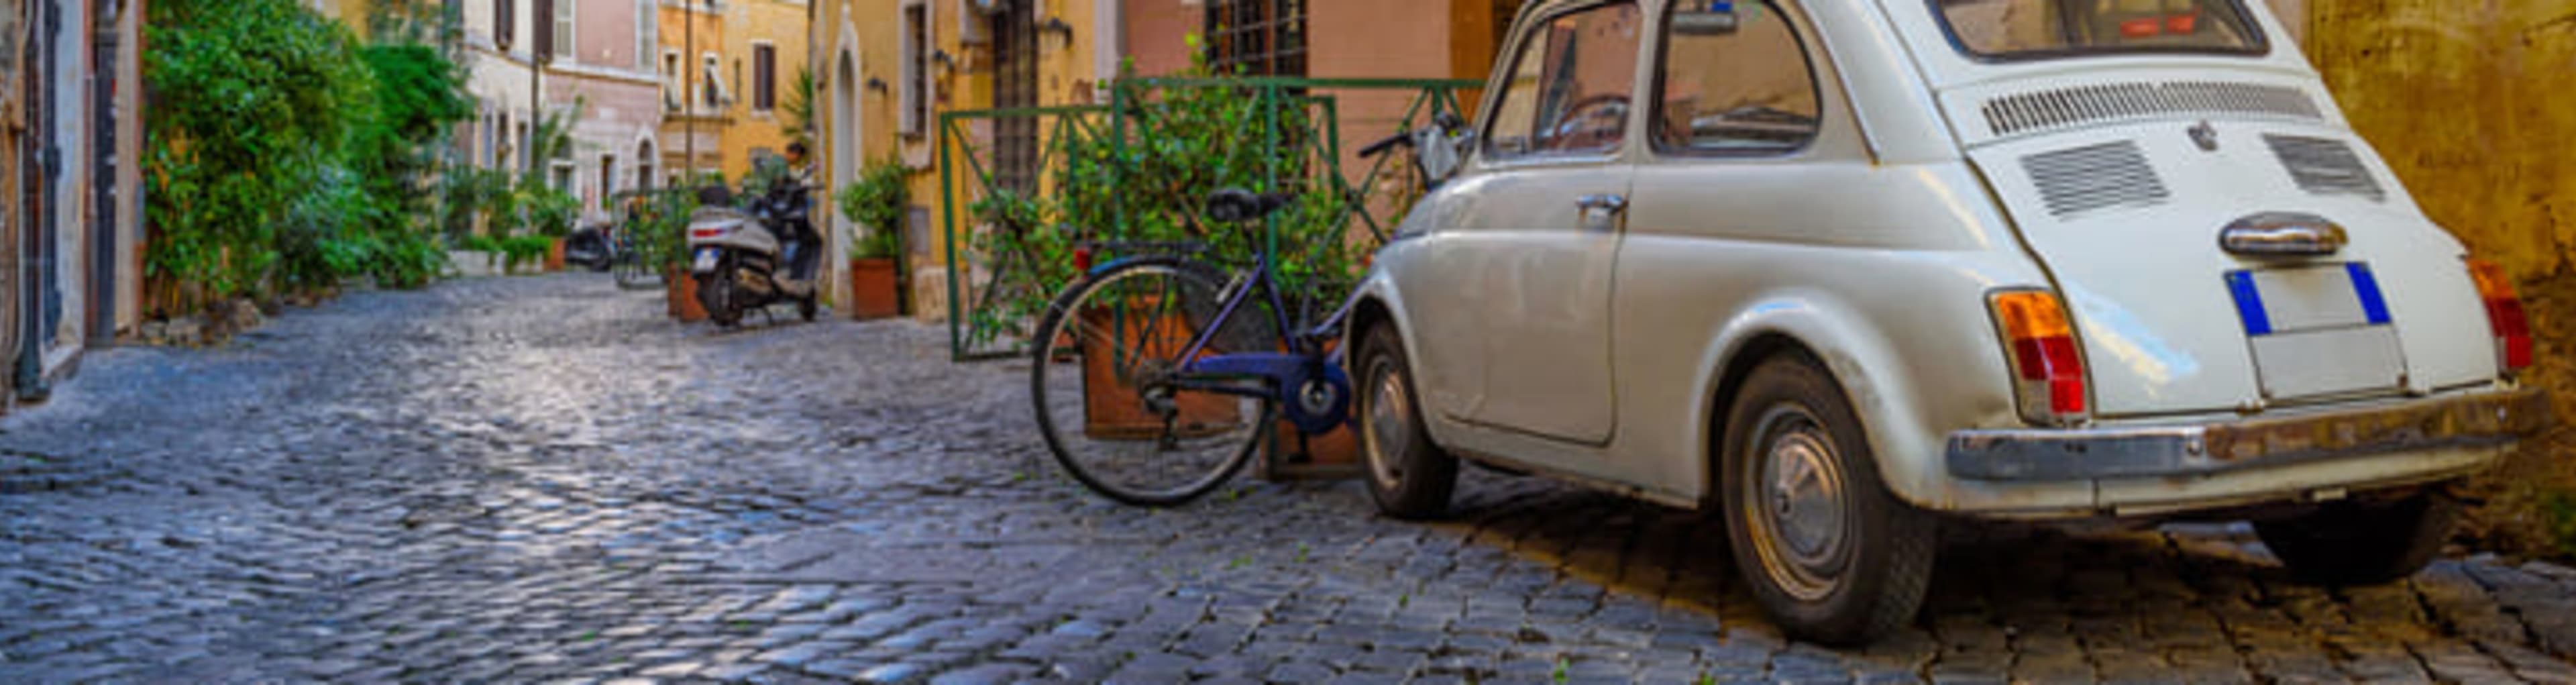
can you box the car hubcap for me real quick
[1748,406,1850,602]
[1364,357,1411,492]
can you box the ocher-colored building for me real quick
[810,1,1523,321]
[653,0,810,185]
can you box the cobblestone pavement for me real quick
[5,274,2575,684]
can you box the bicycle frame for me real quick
[1090,246,1359,437]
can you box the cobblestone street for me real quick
[3,274,2573,684]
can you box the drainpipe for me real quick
[17,0,54,403]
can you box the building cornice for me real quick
[464,44,660,87]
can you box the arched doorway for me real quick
[831,46,862,315]
[637,138,656,191]
[832,48,859,238]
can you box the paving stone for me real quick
[4,275,2573,684]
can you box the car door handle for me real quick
[1576,194,1627,213]
[1576,194,1627,233]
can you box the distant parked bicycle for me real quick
[609,191,671,291]
[1028,115,1468,506]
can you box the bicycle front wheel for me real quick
[1030,259,1273,506]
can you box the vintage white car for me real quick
[1342,0,2553,643]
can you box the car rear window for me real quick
[1931,0,2269,60]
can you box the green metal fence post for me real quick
[940,113,966,362]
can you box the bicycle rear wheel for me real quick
[1030,258,1273,506]
[612,234,661,290]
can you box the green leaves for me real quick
[146,0,469,307]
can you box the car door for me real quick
[1446,0,1642,445]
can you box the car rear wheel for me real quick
[1356,323,1456,520]
[1721,356,1934,645]
[2255,487,2457,585]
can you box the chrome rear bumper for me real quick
[1947,388,2553,482]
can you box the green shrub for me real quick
[146,0,468,309]
[838,160,909,260]
[499,235,555,274]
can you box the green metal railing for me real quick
[937,76,1482,362]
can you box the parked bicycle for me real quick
[1028,115,1470,506]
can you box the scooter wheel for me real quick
[798,295,818,322]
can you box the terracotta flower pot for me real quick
[667,267,708,322]
[1077,301,1242,439]
[545,238,568,272]
[850,257,902,321]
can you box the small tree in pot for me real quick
[837,159,909,320]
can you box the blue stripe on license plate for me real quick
[2226,270,2273,336]
[2347,262,2392,325]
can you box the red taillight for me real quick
[1990,290,2088,423]
[2166,11,2200,34]
[690,227,722,240]
[2121,17,2163,38]
[1073,247,1094,272]
[2466,259,2534,374]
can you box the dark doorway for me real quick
[89,0,119,344]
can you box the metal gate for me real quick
[936,77,1482,361]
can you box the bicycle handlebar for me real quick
[1357,131,1412,159]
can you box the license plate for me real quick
[692,249,719,274]
[2226,263,2404,399]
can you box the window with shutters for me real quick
[552,0,574,62]
[702,54,727,109]
[493,0,515,48]
[752,44,777,112]
[1203,0,1306,76]
[637,0,655,71]
[661,51,681,111]
[899,1,928,136]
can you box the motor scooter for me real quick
[686,182,821,327]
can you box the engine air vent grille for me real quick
[2264,134,2386,202]
[1983,82,2323,137]
[2024,141,2170,217]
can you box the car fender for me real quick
[1342,268,1464,450]
[1689,289,1949,510]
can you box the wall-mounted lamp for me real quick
[865,77,889,93]
[932,50,957,68]
[1039,17,1075,40]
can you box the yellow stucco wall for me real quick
[716,0,813,181]
[657,2,727,178]
[813,0,1104,320]
[2301,0,2576,280]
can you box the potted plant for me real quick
[523,182,580,272]
[837,159,910,321]
[638,189,708,321]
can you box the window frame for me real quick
[1646,0,1827,159]
[552,0,574,62]
[750,42,777,113]
[1921,0,2272,63]
[1203,0,1309,77]
[899,0,932,138]
[701,52,728,109]
[1477,0,1644,164]
[493,0,515,49]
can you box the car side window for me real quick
[1654,1,1821,155]
[1483,2,1644,160]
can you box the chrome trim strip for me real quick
[1947,388,2551,482]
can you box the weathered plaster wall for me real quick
[2302,0,2576,280]
[2286,0,2576,558]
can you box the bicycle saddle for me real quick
[1205,189,1294,223]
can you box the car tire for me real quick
[2255,487,2457,586]
[1721,355,1934,645]
[1356,323,1457,520]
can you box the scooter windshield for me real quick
[1929,0,2268,60]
